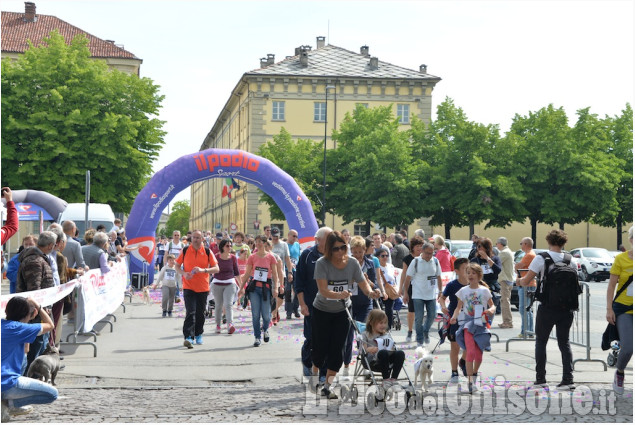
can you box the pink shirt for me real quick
[247,253,278,283]
[435,248,453,273]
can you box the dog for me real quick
[142,286,151,304]
[414,346,434,392]
[26,344,61,386]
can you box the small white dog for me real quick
[414,347,434,392]
[142,286,151,305]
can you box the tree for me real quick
[1,31,165,212]
[592,104,633,247]
[164,200,190,236]
[257,128,324,221]
[329,105,419,233]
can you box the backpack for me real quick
[536,252,582,311]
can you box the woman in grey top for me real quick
[311,231,380,399]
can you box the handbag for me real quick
[601,275,632,351]
[380,269,400,300]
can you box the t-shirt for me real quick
[168,241,183,257]
[1,320,41,391]
[271,241,291,273]
[406,256,441,300]
[176,245,218,292]
[361,331,395,362]
[516,250,537,287]
[455,285,492,320]
[232,243,251,257]
[610,252,633,313]
[247,253,278,285]
[443,279,468,316]
[288,242,301,267]
[213,253,240,282]
[313,257,364,313]
[528,251,577,276]
[155,265,178,288]
[435,248,453,273]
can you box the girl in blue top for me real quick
[1,297,58,420]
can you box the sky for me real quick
[2,0,633,211]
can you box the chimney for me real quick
[260,54,275,68]
[419,64,427,74]
[299,49,309,67]
[316,36,326,49]
[360,45,369,57]
[369,57,379,69]
[295,46,302,56]
[24,2,37,23]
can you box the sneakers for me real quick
[8,405,33,416]
[263,330,270,343]
[342,367,349,377]
[228,324,235,335]
[449,371,460,383]
[294,310,301,318]
[518,332,534,338]
[308,375,320,393]
[533,378,548,388]
[222,314,227,324]
[215,326,221,334]
[254,338,261,347]
[424,335,430,345]
[383,378,396,389]
[168,311,173,317]
[405,331,412,343]
[459,358,467,377]
[162,311,167,317]
[286,313,292,320]
[613,371,625,395]
[1,400,10,422]
[321,387,338,399]
[183,337,194,349]
[557,380,576,390]
[498,323,512,328]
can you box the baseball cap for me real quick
[271,228,280,237]
[215,232,223,239]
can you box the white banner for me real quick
[77,261,128,333]
[0,279,78,319]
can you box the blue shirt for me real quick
[287,242,301,266]
[1,320,41,391]
[443,279,468,316]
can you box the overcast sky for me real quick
[2,0,633,209]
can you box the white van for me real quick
[58,203,116,235]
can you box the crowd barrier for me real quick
[505,276,607,371]
[1,261,129,357]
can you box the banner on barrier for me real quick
[0,280,77,319]
[77,261,128,333]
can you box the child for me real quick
[151,254,178,317]
[438,258,469,382]
[450,263,495,394]
[361,309,406,388]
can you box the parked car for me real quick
[447,240,473,257]
[608,250,622,259]
[453,248,472,259]
[570,247,613,282]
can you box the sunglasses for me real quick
[332,245,347,252]
[379,254,388,258]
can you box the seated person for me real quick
[361,309,405,388]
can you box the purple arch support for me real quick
[125,149,318,283]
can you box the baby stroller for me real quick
[392,297,404,331]
[340,300,416,407]
[607,341,621,367]
[204,294,215,318]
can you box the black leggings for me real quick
[311,307,351,372]
[371,350,405,379]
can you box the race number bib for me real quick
[290,257,298,266]
[375,336,394,351]
[350,281,359,296]
[328,280,349,300]
[428,276,437,286]
[482,264,493,274]
[165,270,176,280]
[254,267,269,282]
[474,305,484,326]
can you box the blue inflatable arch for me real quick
[125,149,319,282]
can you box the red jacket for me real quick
[1,201,18,245]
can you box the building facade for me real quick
[190,37,441,236]
[1,2,142,75]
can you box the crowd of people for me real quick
[1,182,632,415]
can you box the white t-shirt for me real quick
[168,241,183,257]
[528,251,577,275]
[406,256,441,300]
[456,285,492,320]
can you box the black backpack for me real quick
[536,252,583,311]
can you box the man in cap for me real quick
[496,236,515,329]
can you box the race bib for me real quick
[627,282,633,297]
[328,280,349,300]
[350,281,359,296]
[254,266,268,282]
[375,336,394,351]
[482,264,493,274]
[165,270,176,280]
[428,276,437,286]
[291,257,298,266]
[474,305,484,326]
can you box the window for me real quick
[354,225,369,237]
[356,103,369,109]
[272,101,285,121]
[314,102,326,122]
[397,104,410,124]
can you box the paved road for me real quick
[2,283,632,423]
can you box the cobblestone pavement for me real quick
[7,378,634,423]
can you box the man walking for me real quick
[176,230,219,348]
[497,237,515,329]
[515,237,536,337]
[391,234,409,269]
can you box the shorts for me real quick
[407,284,414,313]
[447,322,459,342]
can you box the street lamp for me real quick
[323,85,335,227]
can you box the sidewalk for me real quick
[4,285,633,422]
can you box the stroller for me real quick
[204,294,215,318]
[392,297,404,331]
[340,300,416,406]
[607,341,621,367]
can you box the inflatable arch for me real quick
[125,149,319,283]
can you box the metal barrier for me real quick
[506,279,607,371]
[59,287,98,357]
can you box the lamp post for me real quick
[323,85,335,227]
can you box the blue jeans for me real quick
[413,299,436,344]
[1,376,58,408]
[518,287,535,333]
[249,287,271,340]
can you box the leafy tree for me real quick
[329,105,419,233]
[1,31,165,212]
[164,200,190,236]
[592,104,633,247]
[257,128,324,221]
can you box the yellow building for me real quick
[191,37,441,236]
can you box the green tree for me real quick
[164,200,190,236]
[1,31,165,212]
[592,104,633,247]
[257,128,324,221]
[329,105,419,233]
